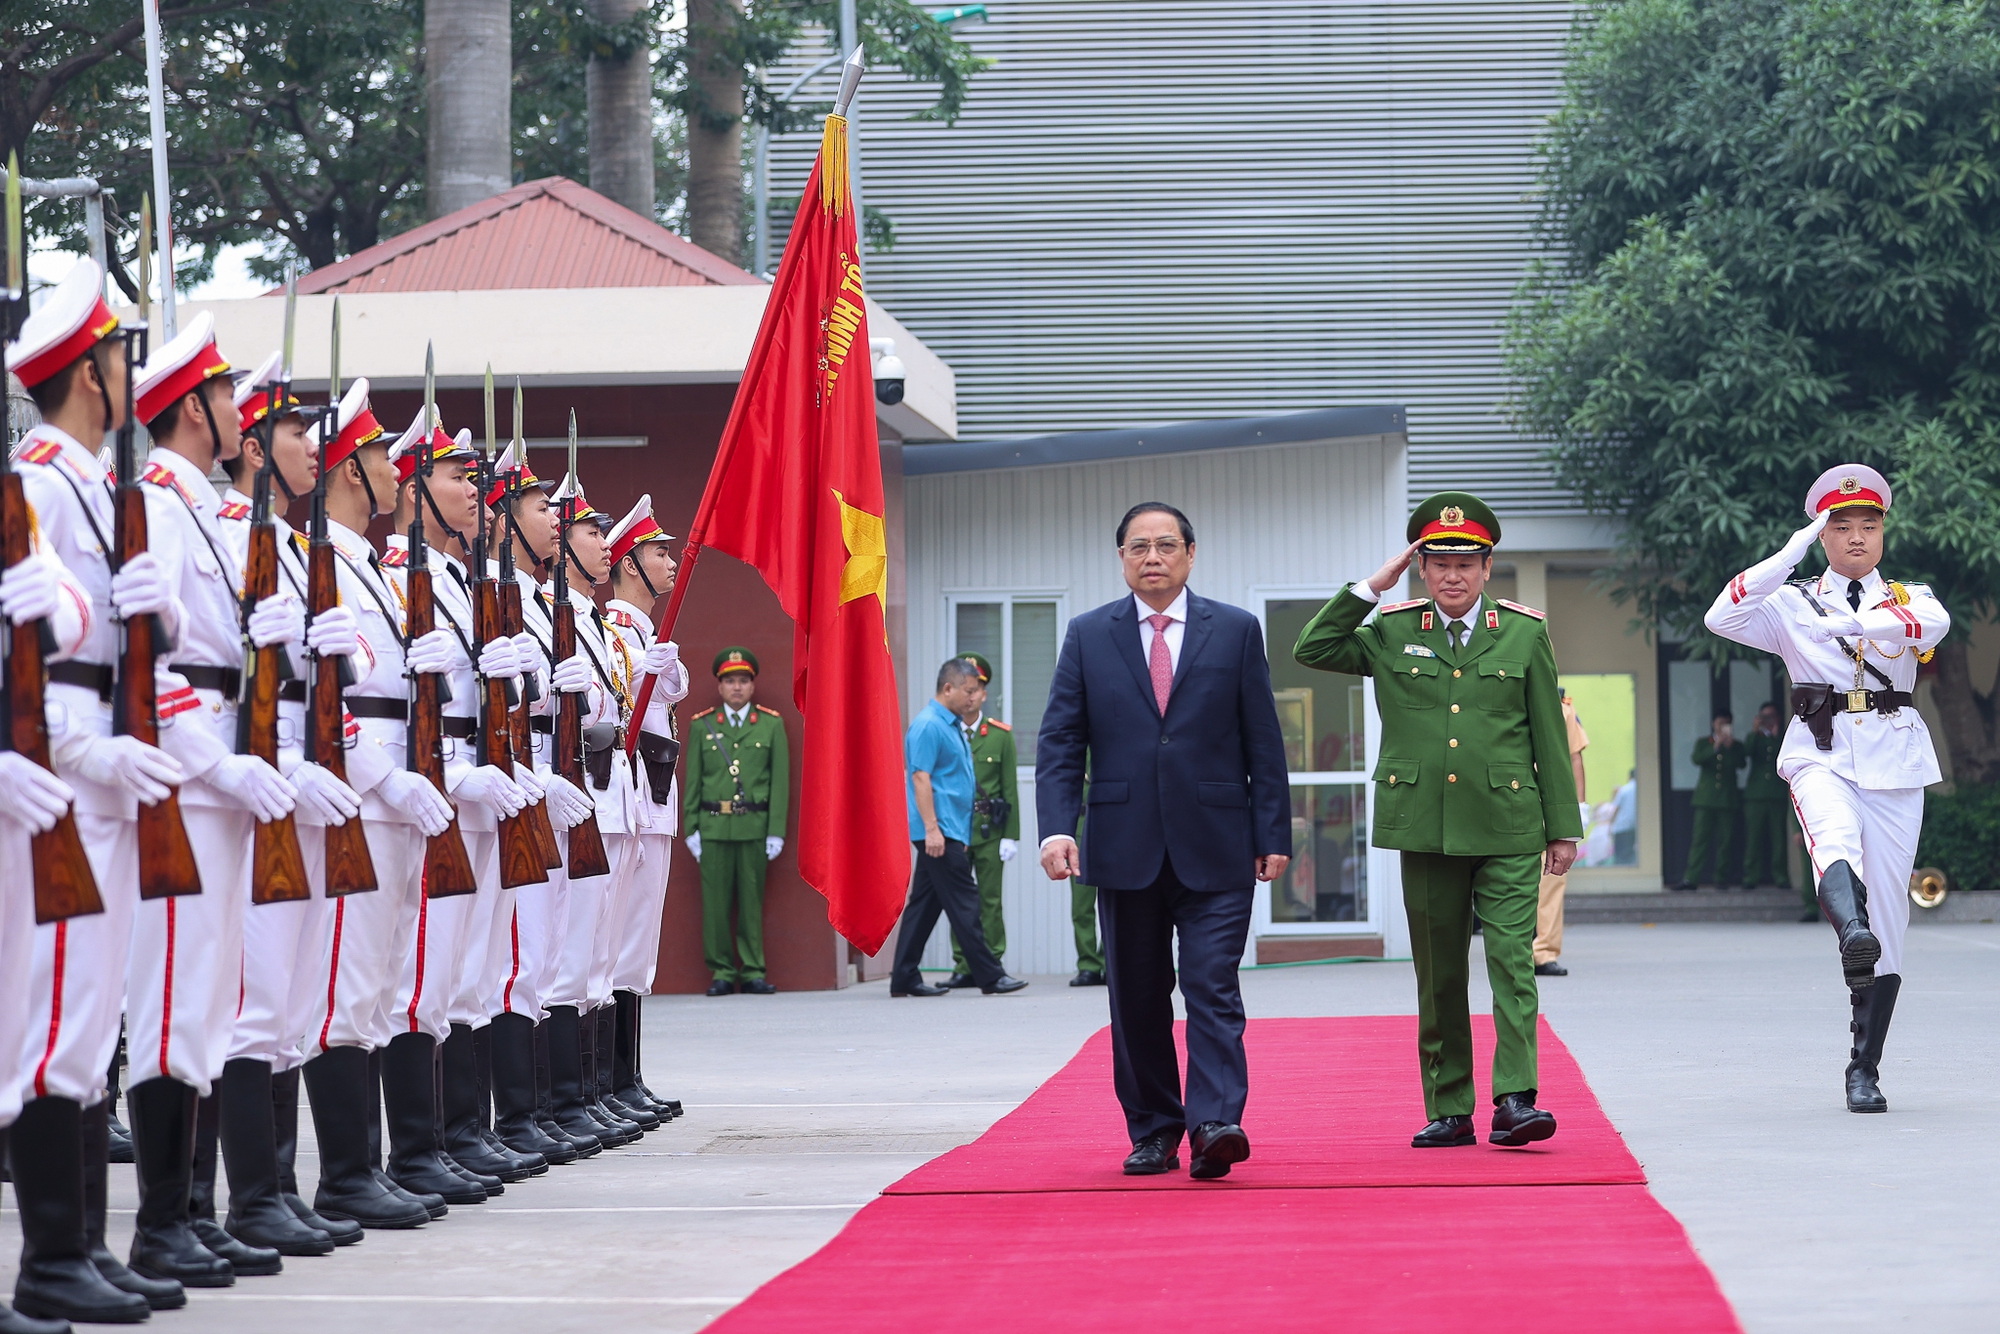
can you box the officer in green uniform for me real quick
[1740,702,1794,896]
[684,647,791,996]
[944,653,1022,987]
[1294,492,1582,1149]
[1679,714,1746,890]
[1069,875,1105,986]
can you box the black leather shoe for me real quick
[981,975,1029,995]
[706,980,736,997]
[0,1303,73,1333]
[738,978,778,995]
[1533,961,1568,977]
[1490,1093,1557,1146]
[941,973,978,989]
[1411,1115,1475,1148]
[1122,1132,1181,1175]
[106,1115,135,1166]
[1188,1122,1250,1180]
[891,982,949,997]
[1068,970,1106,987]
[189,1220,280,1277]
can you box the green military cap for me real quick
[957,651,993,685]
[713,646,759,679]
[1409,491,1500,554]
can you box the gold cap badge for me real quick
[1440,505,1465,526]
[1840,476,1860,494]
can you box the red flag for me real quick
[641,110,907,954]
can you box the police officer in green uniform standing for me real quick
[1679,714,1746,890]
[1740,703,1796,897]
[684,648,791,996]
[1294,492,1582,1150]
[943,653,1021,988]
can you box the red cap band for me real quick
[325,405,384,473]
[13,299,119,390]
[1816,488,1886,514]
[135,337,232,424]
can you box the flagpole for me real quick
[141,0,176,337]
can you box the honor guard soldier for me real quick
[602,495,687,1120]
[1679,713,1746,889]
[685,647,790,996]
[1295,492,1583,1150]
[942,651,1019,988]
[1705,465,1950,1112]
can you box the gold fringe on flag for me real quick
[819,114,850,217]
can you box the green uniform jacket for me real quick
[967,716,1020,845]
[1743,730,1786,802]
[1690,737,1746,810]
[682,705,791,840]
[1293,586,1584,855]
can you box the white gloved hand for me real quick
[247,594,305,648]
[455,764,525,817]
[379,769,454,838]
[405,627,462,676]
[0,556,61,626]
[686,831,702,862]
[305,605,361,659]
[512,632,543,677]
[511,763,547,803]
[1802,604,1865,643]
[476,636,522,680]
[1778,511,1831,565]
[551,653,592,693]
[641,639,679,675]
[69,735,184,804]
[291,762,362,825]
[999,837,1019,863]
[109,551,173,619]
[765,835,784,862]
[206,754,297,822]
[0,752,76,833]
[541,772,594,830]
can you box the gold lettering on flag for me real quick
[833,489,886,612]
[820,253,867,403]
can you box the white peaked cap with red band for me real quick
[484,441,554,506]
[1806,464,1892,518]
[5,259,119,388]
[389,406,473,483]
[552,471,608,527]
[133,311,232,424]
[324,377,383,472]
[607,493,674,565]
[231,350,302,432]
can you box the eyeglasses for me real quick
[1121,539,1185,558]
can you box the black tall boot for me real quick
[593,1006,654,1132]
[124,1078,233,1288]
[491,1014,575,1163]
[81,1098,184,1310]
[609,992,650,1119]
[545,1006,619,1146]
[217,1059,332,1256]
[380,1033,486,1205]
[1815,860,1882,990]
[106,1034,134,1165]
[299,1049,429,1230]
[272,1066,361,1245]
[534,1018,600,1157]
[188,1089,281,1276]
[626,993,680,1119]
[439,1024,528,1184]
[367,1047,446,1219]
[471,1022,547,1176]
[577,1007,639,1145]
[10,1095,152,1323]
[1846,973,1902,1113]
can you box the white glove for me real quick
[641,639,679,675]
[454,763,525,817]
[512,632,543,677]
[1802,604,1865,643]
[999,837,1019,863]
[405,627,462,676]
[69,735,184,804]
[379,768,454,838]
[109,551,173,619]
[511,763,547,803]
[291,761,362,825]
[541,771,594,829]
[765,835,784,862]
[476,636,521,680]
[551,653,592,693]
[305,605,360,659]
[247,594,305,648]
[686,831,701,862]
[0,752,75,833]
[1778,511,1830,565]
[206,754,297,822]
[0,556,61,625]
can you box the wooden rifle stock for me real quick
[474,575,546,888]
[307,539,376,895]
[406,562,477,897]
[240,522,310,904]
[552,594,610,879]
[503,579,563,869]
[3,471,102,923]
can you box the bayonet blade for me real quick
[512,378,524,450]
[567,409,578,492]
[483,363,495,459]
[137,196,153,325]
[279,262,297,384]
[329,298,341,405]
[4,151,21,302]
[424,343,436,432]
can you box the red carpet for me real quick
[706,1017,1740,1334]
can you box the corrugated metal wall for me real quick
[908,431,1405,974]
[769,1,1578,514]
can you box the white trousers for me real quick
[312,820,425,1054]
[609,833,672,995]
[1789,766,1923,977]
[391,833,486,1042]
[20,813,135,1105]
[550,866,612,1012]
[1,825,41,1126]
[233,824,334,1070]
[505,860,569,1022]
[449,831,510,1028]
[126,805,248,1096]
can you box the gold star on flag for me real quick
[833,489,886,611]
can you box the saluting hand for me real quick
[1366,540,1425,595]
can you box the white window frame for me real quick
[941,589,1071,774]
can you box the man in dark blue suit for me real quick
[1036,502,1291,1180]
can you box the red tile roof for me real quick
[295,177,762,294]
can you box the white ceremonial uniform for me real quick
[483,561,557,1023]
[548,581,629,1013]
[603,599,686,995]
[1706,562,1950,977]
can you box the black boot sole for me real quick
[13,1291,151,1325]
[1490,1117,1558,1147]
[1842,933,1881,989]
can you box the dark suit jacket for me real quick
[1036,590,1291,891]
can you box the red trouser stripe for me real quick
[158,899,177,1077]
[33,922,68,1098]
[406,874,428,1032]
[319,899,347,1053]
[502,908,522,1013]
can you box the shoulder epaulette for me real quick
[608,609,636,628]
[1496,598,1546,620]
[756,705,781,717]
[1378,597,1430,614]
[378,547,409,568]
[17,439,62,466]
[216,501,250,521]
[139,462,175,487]
[986,718,1011,731]
[690,706,716,720]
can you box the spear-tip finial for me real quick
[835,46,866,117]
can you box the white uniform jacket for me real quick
[325,518,411,822]
[379,538,496,831]
[537,580,631,836]
[604,598,687,837]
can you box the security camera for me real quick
[871,337,906,406]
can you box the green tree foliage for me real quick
[1506,0,2000,783]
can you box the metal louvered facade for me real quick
[767,0,1581,514]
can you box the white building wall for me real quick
[906,431,1408,975]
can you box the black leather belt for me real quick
[442,716,476,739]
[700,800,768,815]
[172,664,241,696]
[47,660,114,701]
[347,697,408,721]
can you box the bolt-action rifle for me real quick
[498,378,561,869]
[552,411,610,880]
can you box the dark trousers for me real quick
[1742,799,1793,888]
[891,840,1005,991]
[1099,858,1254,1145]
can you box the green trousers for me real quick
[700,837,767,982]
[949,838,1009,973]
[1072,880,1103,974]
[1401,850,1541,1119]
[1685,806,1739,885]
[1742,799,1792,889]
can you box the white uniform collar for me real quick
[150,446,221,506]
[19,424,103,482]
[1817,567,1886,600]
[604,597,650,621]
[326,517,373,558]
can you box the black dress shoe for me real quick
[1068,970,1107,987]
[1122,1131,1181,1175]
[1490,1093,1557,1146]
[981,975,1029,995]
[738,978,778,995]
[1533,961,1568,977]
[1188,1122,1250,1180]
[1411,1115,1475,1148]
[891,982,949,997]
[107,1115,135,1166]
[190,1219,282,1277]
[705,980,736,997]
[941,973,978,989]
[0,1303,72,1334]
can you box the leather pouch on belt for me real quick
[1791,685,1835,751]
[637,732,680,806]
[583,723,617,790]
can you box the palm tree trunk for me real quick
[685,0,745,265]
[586,0,655,217]
[1926,638,2000,786]
[425,0,512,217]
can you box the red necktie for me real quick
[1147,613,1173,714]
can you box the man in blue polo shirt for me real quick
[891,658,1029,998]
